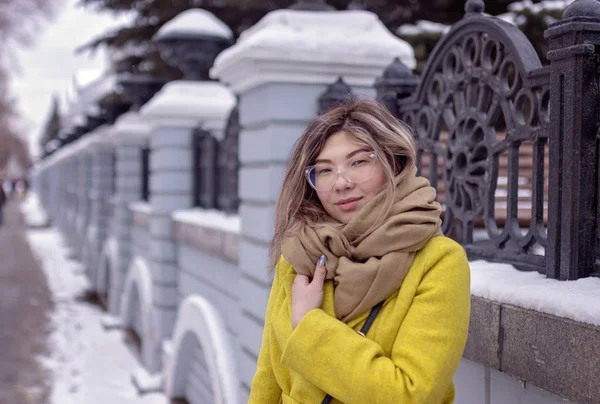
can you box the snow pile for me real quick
[20,193,50,228]
[29,228,89,403]
[508,0,574,15]
[23,198,167,404]
[397,20,450,38]
[130,201,152,215]
[498,0,574,26]
[471,260,600,327]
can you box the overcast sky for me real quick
[10,0,131,157]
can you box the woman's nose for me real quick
[333,172,353,191]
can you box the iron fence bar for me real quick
[217,105,240,214]
[192,127,217,209]
[141,146,150,202]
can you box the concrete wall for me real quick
[454,359,571,404]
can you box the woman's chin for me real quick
[333,209,357,224]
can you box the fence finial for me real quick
[318,77,352,114]
[563,0,600,19]
[375,58,418,117]
[465,0,485,14]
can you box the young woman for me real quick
[249,98,471,404]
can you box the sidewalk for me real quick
[18,194,167,404]
[0,198,53,404]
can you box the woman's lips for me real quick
[336,197,362,211]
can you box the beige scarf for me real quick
[281,167,443,322]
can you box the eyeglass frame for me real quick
[303,151,378,191]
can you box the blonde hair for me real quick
[269,97,417,269]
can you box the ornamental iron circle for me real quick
[445,116,491,222]
[462,35,480,67]
[396,13,550,268]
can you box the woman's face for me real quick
[313,130,387,224]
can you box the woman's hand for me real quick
[291,255,328,329]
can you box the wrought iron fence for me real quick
[318,78,353,115]
[141,146,150,202]
[192,105,240,214]
[193,127,218,209]
[216,105,240,213]
[110,152,116,195]
[374,0,600,280]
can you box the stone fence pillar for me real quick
[138,81,235,373]
[64,157,77,235]
[73,150,94,258]
[107,113,151,315]
[85,127,116,283]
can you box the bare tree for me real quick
[0,0,57,175]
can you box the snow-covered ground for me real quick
[21,196,167,404]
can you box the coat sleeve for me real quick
[280,243,471,404]
[248,261,284,403]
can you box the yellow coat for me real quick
[249,236,471,404]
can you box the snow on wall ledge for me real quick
[470,260,600,327]
[172,208,240,234]
[211,9,416,92]
[129,201,152,215]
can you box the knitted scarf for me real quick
[281,167,443,322]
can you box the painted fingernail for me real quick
[318,255,326,267]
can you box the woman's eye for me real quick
[352,160,366,166]
[317,168,332,175]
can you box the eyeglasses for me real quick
[304,152,377,191]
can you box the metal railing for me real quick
[374,0,600,280]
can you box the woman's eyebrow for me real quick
[314,148,371,164]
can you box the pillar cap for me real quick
[211,9,415,93]
[139,81,235,136]
[110,111,152,146]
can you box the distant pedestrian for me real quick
[0,184,6,227]
[21,178,30,199]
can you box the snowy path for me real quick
[22,197,167,404]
